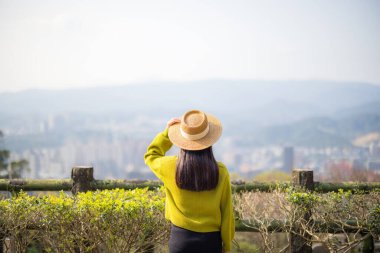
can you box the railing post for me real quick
[71,166,94,195]
[291,169,314,253]
[362,234,375,253]
[71,166,94,253]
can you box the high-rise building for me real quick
[369,143,380,160]
[368,161,380,173]
[283,146,294,173]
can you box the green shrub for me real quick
[286,188,321,207]
[0,188,170,252]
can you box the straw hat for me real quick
[168,110,222,150]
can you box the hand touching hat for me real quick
[168,110,222,151]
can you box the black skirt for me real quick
[169,223,222,253]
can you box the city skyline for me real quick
[1,80,379,180]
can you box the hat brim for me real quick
[168,114,222,151]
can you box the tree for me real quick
[0,130,30,179]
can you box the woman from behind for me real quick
[144,110,235,253]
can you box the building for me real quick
[368,161,380,174]
[283,146,294,173]
[369,143,380,160]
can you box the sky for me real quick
[0,0,379,92]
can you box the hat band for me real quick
[180,124,210,141]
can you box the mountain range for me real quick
[1,80,380,148]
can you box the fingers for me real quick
[169,118,181,125]
[167,118,181,128]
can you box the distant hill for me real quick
[332,100,380,119]
[1,80,380,147]
[245,114,380,147]
[1,79,380,119]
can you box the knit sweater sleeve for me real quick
[144,128,173,182]
[220,171,235,252]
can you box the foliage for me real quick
[309,189,380,252]
[286,188,320,207]
[369,203,380,235]
[253,170,291,182]
[0,130,30,179]
[0,188,169,253]
[235,187,380,253]
[0,149,10,178]
[235,190,291,253]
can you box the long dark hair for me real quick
[175,146,219,191]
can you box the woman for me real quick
[144,110,235,253]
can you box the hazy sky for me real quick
[0,0,379,92]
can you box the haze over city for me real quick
[0,0,380,181]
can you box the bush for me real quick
[235,187,380,253]
[0,188,170,252]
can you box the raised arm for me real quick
[144,118,180,181]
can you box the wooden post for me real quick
[291,169,314,253]
[292,169,314,191]
[362,233,375,253]
[71,166,94,253]
[71,166,94,195]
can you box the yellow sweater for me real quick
[144,128,235,251]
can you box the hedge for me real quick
[0,188,169,252]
